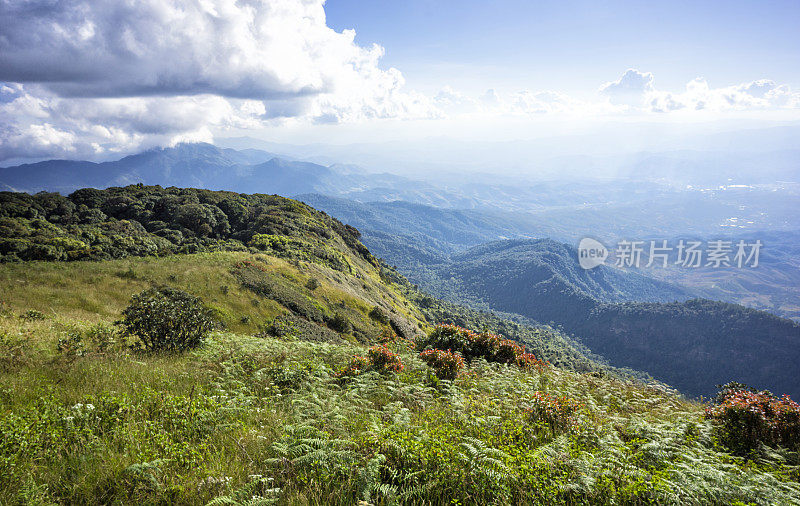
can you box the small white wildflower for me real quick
[85,403,95,411]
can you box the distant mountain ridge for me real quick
[0,143,473,207]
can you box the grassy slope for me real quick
[1,254,799,504]
[0,251,425,337]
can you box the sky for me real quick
[1,0,799,163]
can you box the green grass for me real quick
[0,251,425,338]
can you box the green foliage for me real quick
[119,287,216,352]
[1,327,800,504]
[0,185,376,269]
[56,327,86,359]
[19,309,46,320]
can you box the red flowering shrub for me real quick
[419,349,466,380]
[367,345,404,374]
[379,328,415,351]
[417,324,547,372]
[516,352,548,372]
[705,384,800,454]
[470,331,501,358]
[526,391,583,434]
[494,339,525,364]
[336,346,403,379]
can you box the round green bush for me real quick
[119,287,216,352]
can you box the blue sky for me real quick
[326,0,800,96]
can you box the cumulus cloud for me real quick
[0,82,269,160]
[0,0,437,160]
[599,69,655,107]
[599,69,800,113]
[1,0,394,101]
[647,77,800,112]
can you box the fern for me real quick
[206,476,280,506]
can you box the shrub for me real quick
[705,384,800,454]
[366,346,404,374]
[419,349,465,380]
[368,306,389,324]
[305,277,320,291]
[119,287,216,352]
[328,312,352,334]
[335,355,370,379]
[57,328,86,359]
[19,310,46,321]
[494,338,525,364]
[336,346,404,378]
[515,352,547,372]
[416,324,475,356]
[418,324,543,371]
[85,322,118,353]
[526,391,583,434]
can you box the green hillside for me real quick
[1,186,799,504]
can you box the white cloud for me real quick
[0,83,271,159]
[647,77,800,113]
[599,69,655,107]
[1,0,394,102]
[596,69,800,113]
[0,0,438,160]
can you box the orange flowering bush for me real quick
[419,349,466,380]
[705,384,800,454]
[526,391,584,434]
[367,345,404,374]
[336,346,403,379]
[417,324,547,371]
[515,352,548,372]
